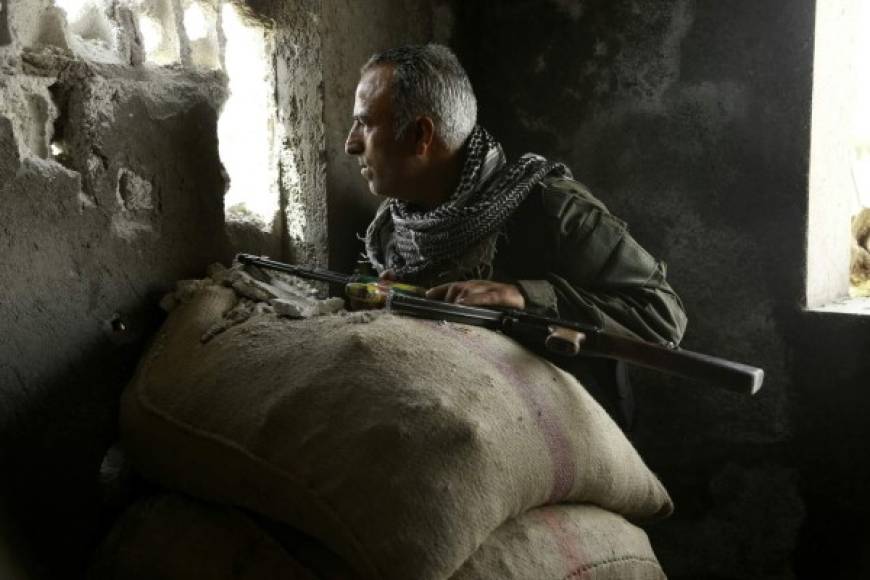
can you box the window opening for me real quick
[218,2,280,232]
[849,1,870,299]
[182,0,220,70]
[183,2,208,40]
[807,0,870,313]
[53,0,119,63]
[48,0,286,237]
[25,94,49,159]
[1,0,11,46]
[135,0,181,65]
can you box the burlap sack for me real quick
[451,504,665,580]
[89,494,319,580]
[121,285,671,580]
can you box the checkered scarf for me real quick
[364,125,571,279]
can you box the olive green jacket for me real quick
[375,175,687,347]
[494,176,687,346]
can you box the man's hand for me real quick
[426,280,526,310]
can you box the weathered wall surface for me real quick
[0,1,433,576]
[449,0,870,578]
[0,2,230,577]
[241,0,328,266]
[274,0,326,266]
[321,0,434,272]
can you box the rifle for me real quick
[237,253,427,306]
[237,254,764,396]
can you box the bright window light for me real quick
[135,0,180,65]
[183,3,208,41]
[218,3,279,230]
[54,0,91,21]
[807,0,870,310]
[138,14,162,56]
[852,1,870,208]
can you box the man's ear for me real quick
[413,116,436,156]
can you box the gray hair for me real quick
[362,44,477,150]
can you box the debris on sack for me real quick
[158,258,347,343]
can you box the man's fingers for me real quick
[425,282,474,302]
[448,282,493,304]
[457,289,499,306]
[425,283,450,300]
[426,281,525,309]
[445,283,467,303]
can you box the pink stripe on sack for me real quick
[539,507,586,579]
[425,320,575,503]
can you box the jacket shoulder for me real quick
[537,175,612,217]
[526,176,625,238]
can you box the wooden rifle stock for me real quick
[386,291,763,396]
[583,332,763,395]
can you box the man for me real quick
[345,44,687,425]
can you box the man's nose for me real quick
[345,127,362,156]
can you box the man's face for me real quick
[345,66,417,200]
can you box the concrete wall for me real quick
[240,0,329,266]
[0,2,231,577]
[0,1,434,577]
[448,0,870,578]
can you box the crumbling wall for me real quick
[268,0,328,267]
[0,1,439,576]
[447,1,870,578]
[0,2,230,576]
[217,0,346,270]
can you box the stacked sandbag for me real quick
[88,494,320,580]
[120,280,671,580]
[452,504,665,580]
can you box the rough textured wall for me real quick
[449,0,870,578]
[240,0,328,266]
[0,1,435,576]
[273,0,326,266]
[321,0,433,272]
[0,2,230,577]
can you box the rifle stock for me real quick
[386,291,763,396]
[586,332,763,395]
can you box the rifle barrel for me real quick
[236,254,351,285]
[386,291,504,327]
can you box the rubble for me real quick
[160,259,346,343]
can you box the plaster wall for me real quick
[0,3,231,577]
[0,1,435,576]
[238,0,329,266]
[274,0,326,266]
[448,0,870,578]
